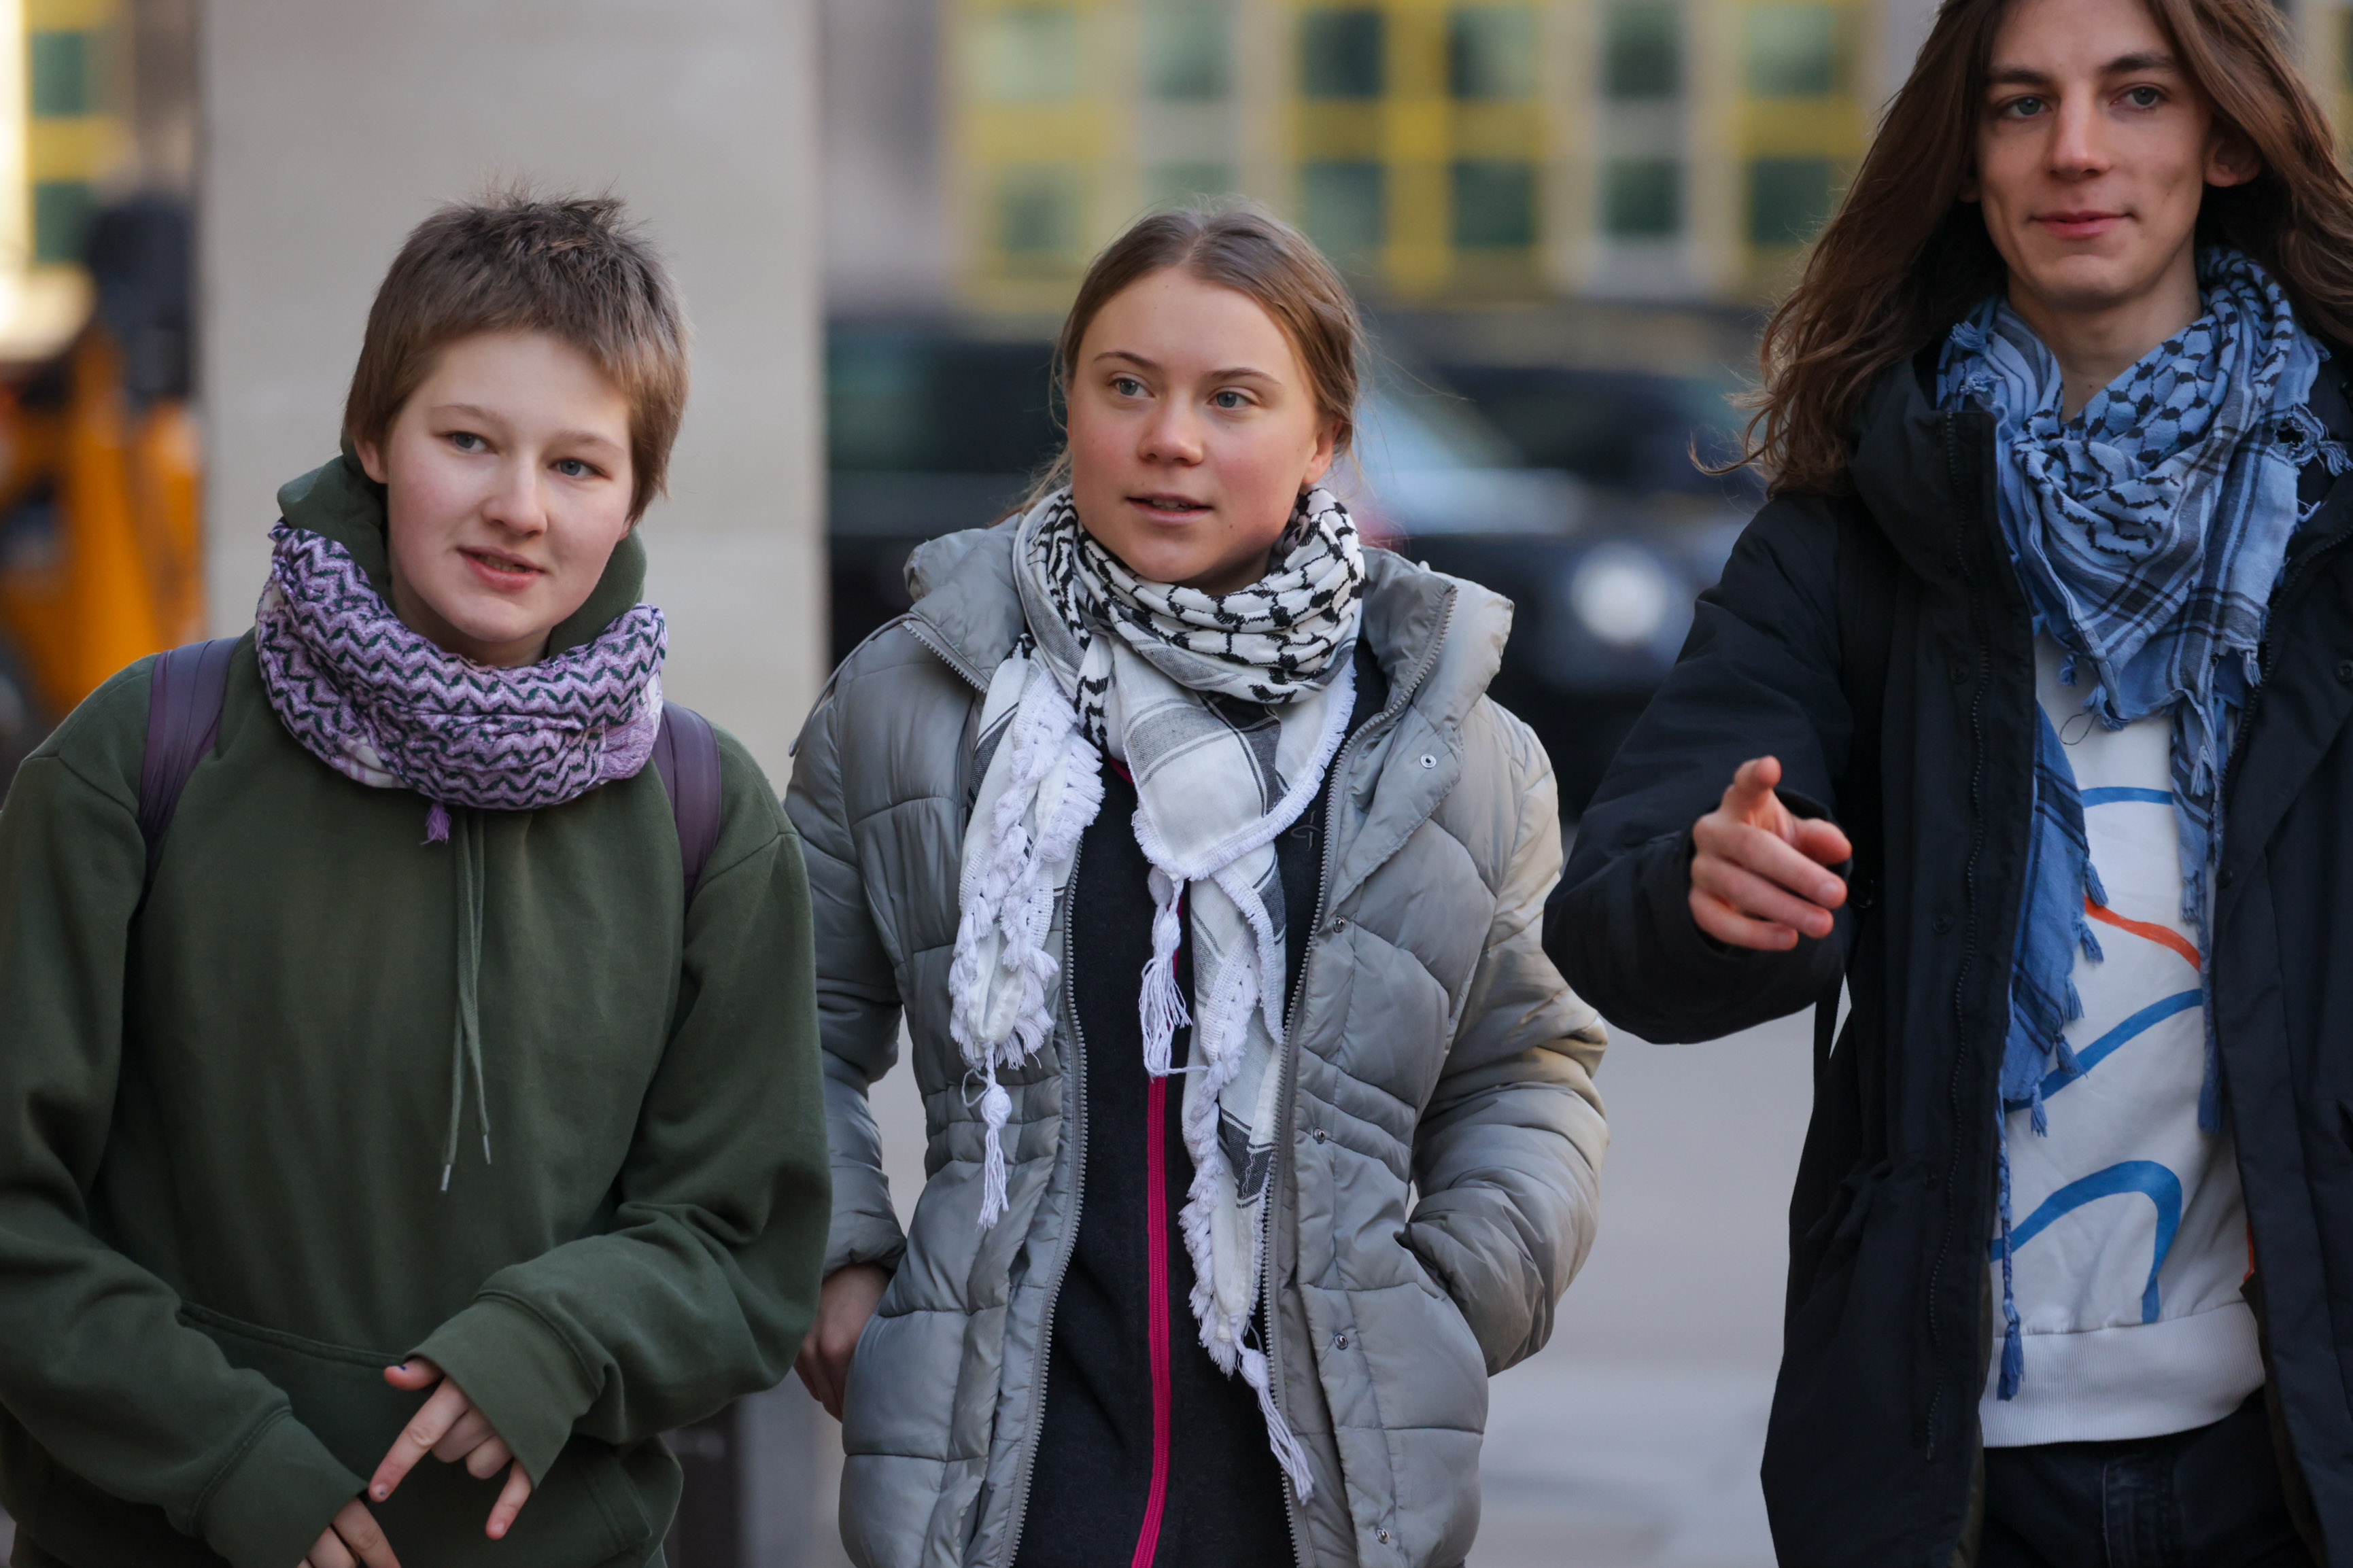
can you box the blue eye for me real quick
[2004,95,2045,118]
[1112,375,1145,398]
[1212,389,1246,410]
[449,430,486,452]
[554,457,591,478]
[2124,86,2162,108]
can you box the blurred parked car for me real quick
[824,319,1753,815]
[1367,361,1754,809]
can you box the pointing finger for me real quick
[1723,756,1783,812]
[370,1378,467,1502]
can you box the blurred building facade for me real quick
[829,0,1955,318]
[836,0,2353,321]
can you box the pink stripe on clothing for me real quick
[1131,1075,1173,1568]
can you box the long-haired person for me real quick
[1549,0,2353,1560]
[787,204,1606,1568]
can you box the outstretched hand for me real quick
[366,1358,533,1541]
[1688,756,1851,951]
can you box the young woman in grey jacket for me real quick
[786,203,1607,1568]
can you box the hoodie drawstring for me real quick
[440,806,492,1190]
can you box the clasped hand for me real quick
[298,1358,533,1568]
[1687,756,1851,950]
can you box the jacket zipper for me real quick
[904,617,991,693]
[1131,1071,1175,1568]
[997,837,1089,1567]
[1924,410,1995,1461]
[1263,597,1456,1568]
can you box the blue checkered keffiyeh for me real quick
[1938,247,2322,1398]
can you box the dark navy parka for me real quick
[1546,347,2353,1567]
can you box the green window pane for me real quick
[826,337,927,470]
[1603,3,1679,99]
[1746,5,1840,97]
[1452,158,1535,248]
[1301,10,1384,99]
[29,30,94,118]
[1144,1,1229,99]
[1301,160,1385,260]
[33,180,94,264]
[973,7,1080,102]
[1449,7,1535,99]
[998,165,1082,259]
[1148,162,1236,207]
[1602,157,1681,237]
[1748,156,1833,245]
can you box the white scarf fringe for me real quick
[950,492,1364,1501]
[947,667,1103,1227]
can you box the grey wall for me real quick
[821,0,950,315]
[199,0,827,779]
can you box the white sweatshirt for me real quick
[1977,637,2264,1446]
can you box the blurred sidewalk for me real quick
[1473,1011,1813,1568]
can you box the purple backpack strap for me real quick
[650,701,723,903]
[139,637,239,879]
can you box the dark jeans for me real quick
[1980,1393,2313,1568]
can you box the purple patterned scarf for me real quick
[253,522,666,839]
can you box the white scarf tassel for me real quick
[1140,866,1192,1075]
[978,1074,1014,1225]
[1241,1345,1318,1499]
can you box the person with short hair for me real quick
[0,192,827,1568]
[789,202,1606,1568]
[1547,0,2353,1560]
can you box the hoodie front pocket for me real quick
[180,1304,662,1567]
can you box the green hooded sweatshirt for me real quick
[0,454,827,1568]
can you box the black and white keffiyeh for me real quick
[948,487,1366,1497]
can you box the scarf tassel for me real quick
[1239,1345,1317,1501]
[2076,870,2106,964]
[1140,868,1192,1077]
[976,1073,1014,1227]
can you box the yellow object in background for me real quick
[0,322,202,721]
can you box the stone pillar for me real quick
[197,0,827,781]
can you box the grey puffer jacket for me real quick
[785,523,1607,1568]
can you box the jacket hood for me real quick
[273,446,650,659]
[1842,352,1992,588]
[901,521,1511,742]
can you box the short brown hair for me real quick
[343,192,688,520]
[1733,0,2353,495]
[1030,201,1364,502]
